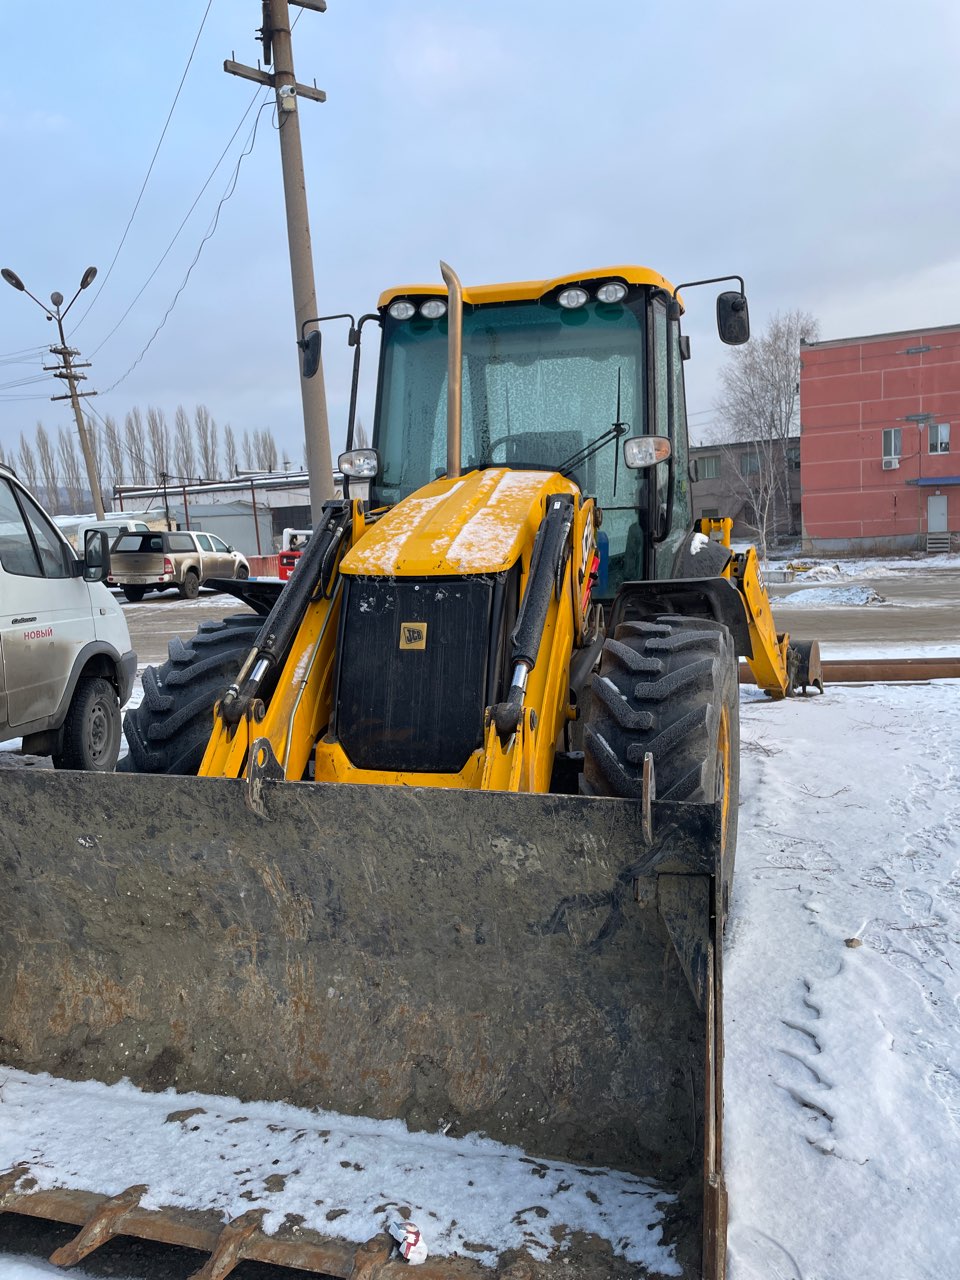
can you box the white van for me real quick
[56,515,153,552]
[0,464,136,770]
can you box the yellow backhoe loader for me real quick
[0,264,820,1280]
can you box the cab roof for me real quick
[377,265,683,311]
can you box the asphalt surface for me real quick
[119,568,960,669]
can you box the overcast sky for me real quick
[1,1,958,473]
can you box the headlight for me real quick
[596,281,628,304]
[388,300,416,321]
[419,298,447,319]
[557,286,589,309]
[338,448,380,478]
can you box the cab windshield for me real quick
[372,294,650,590]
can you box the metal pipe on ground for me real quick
[740,657,960,684]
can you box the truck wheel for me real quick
[119,613,263,775]
[582,614,740,920]
[53,675,122,772]
[123,585,146,602]
[179,570,200,600]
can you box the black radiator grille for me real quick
[336,576,494,774]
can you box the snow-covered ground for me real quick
[767,550,960,580]
[4,676,959,1279]
[2,553,959,1278]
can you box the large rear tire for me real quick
[582,614,740,918]
[119,613,263,775]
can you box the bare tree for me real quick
[35,423,60,512]
[173,405,196,481]
[125,409,148,485]
[352,418,370,449]
[84,415,108,500]
[241,430,253,470]
[713,309,818,560]
[18,433,40,492]
[223,425,239,477]
[58,427,86,512]
[250,428,278,471]
[195,405,219,479]
[146,406,171,482]
[104,415,125,488]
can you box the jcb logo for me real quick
[399,622,427,650]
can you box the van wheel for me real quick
[53,675,121,772]
[179,570,200,600]
[123,585,146,602]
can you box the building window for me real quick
[882,427,902,461]
[698,454,720,480]
[740,450,761,476]
[787,444,801,470]
[929,423,950,454]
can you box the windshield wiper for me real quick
[558,367,630,492]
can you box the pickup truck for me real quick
[107,529,250,601]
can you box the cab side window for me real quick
[196,534,214,552]
[0,479,68,578]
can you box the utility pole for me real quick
[225,0,334,522]
[2,265,105,519]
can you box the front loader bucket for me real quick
[0,771,726,1280]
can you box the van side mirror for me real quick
[717,291,750,345]
[83,530,110,583]
[299,329,321,379]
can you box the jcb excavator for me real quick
[0,264,820,1280]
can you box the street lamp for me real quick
[1,265,104,518]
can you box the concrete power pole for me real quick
[226,0,334,522]
[51,339,105,521]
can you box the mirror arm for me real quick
[345,314,381,453]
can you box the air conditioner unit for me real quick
[882,457,900,470]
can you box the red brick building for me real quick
[800,323,960,554]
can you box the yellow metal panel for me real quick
[378,265,682,310]
[340,468,580,578]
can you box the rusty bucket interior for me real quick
[0,770,725,1279]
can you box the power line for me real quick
[89,87,264,360]
[72,0,216,334]
[101,99,272,396]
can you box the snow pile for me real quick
[0,1070,680,1275]
[774,584,885,608]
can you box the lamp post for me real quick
[1,265,104,519]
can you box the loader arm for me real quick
[697,517,822,698]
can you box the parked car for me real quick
[0,463,136,770]
[107,529,250,601]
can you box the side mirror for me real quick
[299,329,321,379]
[717,291,750,345]
[623,435,672,470]
[83,530,110,583]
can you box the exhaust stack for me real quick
[439,260,463,479]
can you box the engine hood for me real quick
[340,468,580,577]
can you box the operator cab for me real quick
[369,268,690,598]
